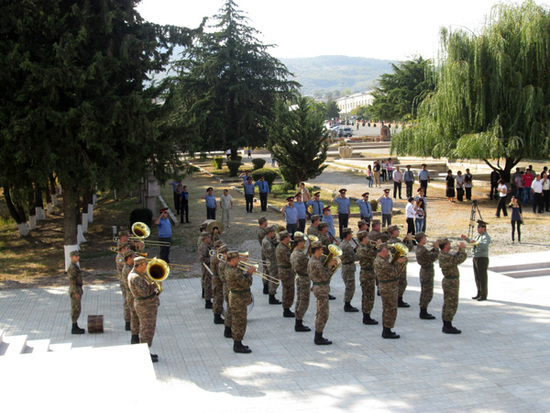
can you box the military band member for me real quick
[257,217,270,294]
[356,230,379,325]
[68,250,85,334]
[199,232,213,308]
[276,230,295,317]
[387,225,414,308]
[368,219,382,242]
[308,241,338,345]
[210,240,225,325]
[374,243,406,339]
[415,232,439,320]
[307,214,321,237]
[217,245,233,338]
[116,241,132,331]
[128,256,160,362]
[318,222,336,301]
[340,228,359,312]
[357,220,368,233]
[225,251,255,353]
[197,223,208,249]
[262,225,281,304]
[438,238,467,334]
[122,251,140,344]
[291,233,311,332]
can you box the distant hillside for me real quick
[281,55,397,97]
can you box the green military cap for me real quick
[278,230,290,240]
[357,220,367,228]
[134,256,147,265]
[376,243,389,251]
[437,238,450,247]
[318,222,328,230]
[310,241,322,250]
[117,241,129,251]
[371,219,381,226]
[226,251,239,260]
[380,233,391,242]
[311,214,321,222]
[265,225,277,234]
[123,250,135,259]
[388,225,399,234]
[415,232,426,242]
[70,250,80,257]
[218,244,228,253]
[477,220,488,227]
[258,216,268,225]
[357,230,368,241]
[342,227,353,236]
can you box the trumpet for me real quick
[145,257,170,294]
[109,246,148,258]
[238,261,280,285]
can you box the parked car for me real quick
[338,127,353,137]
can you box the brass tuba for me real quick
[146,257,170,294]
[306,235,319,255]
[388,242,409,264]
[132,221,150,238]
[323,244,343,277]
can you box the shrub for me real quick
[369,199,378,212]
[226,160,242,177]
[212,156,224,169]
[251,158,266,170]
[251,168,279,189]
[130,208,153,228]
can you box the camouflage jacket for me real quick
[357,244,377,270]
[374,255,401,282]
[368,230,381,242]
[308,255,331,284]
[225,263,252,292]
[276,242,292,270]
[291,249,309,276]
[257,226,268,246]
[416,245,439,269]
[68,262,83,295]
[198,241,210,265]
[307,225,320,237]
[210,253,220,277]
[340,239,357,265]
[128,269,159,302]
[438,249,467,278]
[262,236,278,276]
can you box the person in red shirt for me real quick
[522,169,534,206]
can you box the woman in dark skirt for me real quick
[509,196,523,244]
[446,170,456,202]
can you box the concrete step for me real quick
[0,335,28,356]
[23,339,51,354]
[490,262,550,278]
[48,342,73,353]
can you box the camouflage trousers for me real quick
[119,279,131,323]
[268,265,279,295]
[419,267,435,308]
[312,284,330,333]
[212,275,224,315]
[398,264,408,297]
[359,268,376,314]
[295,275,311,320]
[379,281,398,328]
[280,269,295,309]
[442,278,460,322]
[341,264,356,302]
[223,284,232,328]
[229,290,252,341]
[69,290,82,323]
[125,287,140,335]
[261,252,269,290]
[135,297,160,347]
[202,265,213,300]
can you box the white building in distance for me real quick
[335,92,374,115]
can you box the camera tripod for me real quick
[468,200,483,239]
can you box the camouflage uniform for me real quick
[415,245,440,308]
[210,253,224,316]
[116,253,131,324]
[308,255,332,333]
[307,224,320,238]
[291,248,310,320]
[199,240,212,300]
[438,249,467,322]
[68,261,83,323]
[226,263,253,340]
[276,242,294,309]
[388,236,414,297]
[340,239,357,302]
[128,269,160,347]
[318,232,331,255]
[368,229,381,242]
[219,258,231,328]
[357,243,378,314]
[257,226,269,288]
[122,263,140,335]
[262,236,279,295]
[374,255,401,328]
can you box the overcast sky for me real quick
[137,0,548,61]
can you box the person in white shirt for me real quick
[393,166,403,199]
[531,174,544,213]
[496,179,508,218]
[220,189,234,228]
[405,197,416,235]
[542,172,550,212]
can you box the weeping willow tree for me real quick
[392,1,550,181]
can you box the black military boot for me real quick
[362,313,379,325]
[269,295,282,305]
[233,341,252,354]
[214,313,224,324]
[314,331,332,345]
[382,327,400,339]
[71,323,85,334]
[442,321,461,334]
[419,307,436,320]
[224,326,233,338]
[295,319,311,332]
[205,299,213,309]
[125,321,131,331]
[283,308,295,318]
[150,353,159,363]
[131,334,140,344]
[344,302,359,312]
[328,294,336,300]
[263,283,269,295]
[398,296,410,308]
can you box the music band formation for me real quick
[68,188,491,361]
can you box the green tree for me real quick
[351,105,373,121]
[166,0,298,159]
[326,100,340,120]
[392,1,550,181]
[267,97,329,188]
[370,56,435,122]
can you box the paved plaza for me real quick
[1,250,549,412]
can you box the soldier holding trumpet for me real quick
[415,232,439,320]
[291,233,312,332]
[438,238,467,334]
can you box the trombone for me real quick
[112,222,171,247]
[217,253,280,285]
